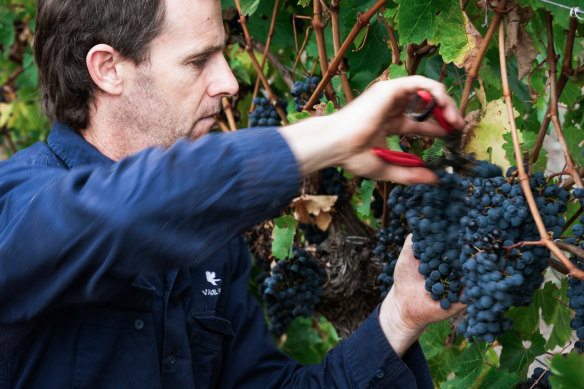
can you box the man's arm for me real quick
[221,236,459,389]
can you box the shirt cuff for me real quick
[342,304,433,389]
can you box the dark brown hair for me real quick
[34,0,166,130]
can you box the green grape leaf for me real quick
[297,0,310,7]
[475,367,522,389]
[540,281,560,324]
[388,63,408,79]
[388,135,402,152]
[549,352,584,389]
[466,99,519,172]
[280,317,325,364]
[287,111,312,124]
[356,179,376,217]
[272,215,298,260]
[420,320,450,359]
[240,0,260,15]
[0,9,15,60]
[545,304,573,350]
[499,330,546,375]
[429,1,479,68]
[324,101,336,115]
[506,304,540,336]
[563,126,584,167]
[502,130,548,174]
[441,342,488,389]
[395,0,450,45]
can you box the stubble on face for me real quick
[114,64,221,148]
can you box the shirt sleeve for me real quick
[220,239,433,389]
[0,128,301,323]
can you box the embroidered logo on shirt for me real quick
[205,271,221,286]
[202,271,222,296]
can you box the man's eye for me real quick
[190,58,208,68]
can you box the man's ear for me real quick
[86,44,126,95]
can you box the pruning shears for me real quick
[371,90,453,167]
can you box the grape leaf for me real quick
[272,215,298,260]
[356,179,376,217]
[465,99,519,172]
[502,130,548,174]
[441,342,488,389]
[549,352,584,389]
[240,0,260,16]
[420,320,450,359]
[388,135,402,152]
[506,303,540,335]
[499,330,546,375]
[545,304,573,350]
[0,9,15,60]
[563,126,584,167]
[475,367,522,389]
[429,2,481,68]
[388,63,408,79]
[280,317,325,364]
[395,0,450,45]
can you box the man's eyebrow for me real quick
[183,44,225,63]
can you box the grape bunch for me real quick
[517,367,552,389]
[457,164,568,342]
[374,186,411,297]
[299,223,330,245]
[249,97,287,127]
[291,76,320,112]
[566,216,584,353]
[262,248,326,336]
[320,167,347,201]
[402,171,469,309]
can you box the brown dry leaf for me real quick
[460,8,484,70]
[505,4,538,80]
[312,102,329,116]
[291,194,337,231]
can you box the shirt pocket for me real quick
[72,290,161,389]
[190,314,234,389]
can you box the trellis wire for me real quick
[537,0,584,20]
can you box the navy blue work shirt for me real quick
[0,122,433,388]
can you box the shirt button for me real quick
[168,355,176,366]
[134,319,145,331]
[375,369,385,379]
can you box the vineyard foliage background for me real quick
[1,0,584,387]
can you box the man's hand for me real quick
[278,76,466,184]
[378,235,465,357]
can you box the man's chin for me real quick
[190,117,216,140]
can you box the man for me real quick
[0,0,466,388]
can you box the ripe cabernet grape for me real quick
[249,97,287,128]
[262,248,326,337]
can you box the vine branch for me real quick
[313,0,338,105]
[498,20,584,280]
[221,97,237,131]
[530,17,578,163]
[546,14,582,188]
[331,0,354,102]
[304,0,386,110]
[249,0,281,114]
[234,0,289,124]
[459,0,506,116]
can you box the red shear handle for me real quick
[371,147,425,168]
[416,90,453,133]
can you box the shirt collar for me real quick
[47,122,113,168]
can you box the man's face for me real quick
[118,0,239,147]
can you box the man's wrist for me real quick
[379,289,425,358]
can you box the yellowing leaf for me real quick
[465,100,520,172]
